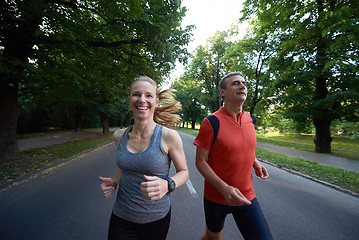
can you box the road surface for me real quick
[1,132,358,239]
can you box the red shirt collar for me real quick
[219,106,244,120]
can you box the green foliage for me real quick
[241,0,359,152]
[172,74,206,128]
[331,120,359,136]
[225,23,278,122]
[180,31,230,114]
[1,0,193,132]
[251,0,359,122]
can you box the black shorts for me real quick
[108,209,171,240]
[204,197,273,240]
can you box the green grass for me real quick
[182,128,359,160]
[255,148,359,194]
[0,134,112,183]
[2,128,359,195]
[179,128,359,194]
[180,128,199,137]
[256,132,359,161]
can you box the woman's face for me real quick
[129,80,159,120]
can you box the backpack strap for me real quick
[206,115,219,149]
[206,114,256,149]
[250,114,257,125]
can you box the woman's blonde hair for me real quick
[130,76,182,129]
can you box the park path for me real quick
[1,131,358,240]
[18,129,359,173]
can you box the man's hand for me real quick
[254,159,269,179]
[99,176,116,199]
[140,175,168,201]
[221,185,251,206]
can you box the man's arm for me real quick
[195,146,251,206]
[253,158,269,179]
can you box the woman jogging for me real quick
[99,76,189,240]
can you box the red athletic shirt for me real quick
[194,107,257,205]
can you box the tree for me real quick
[225,23,276,121]
[185,31,229,113]
[0,0,192,162]
[242,0,359,153]
[172,73,206,129]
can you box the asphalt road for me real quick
[1,132,359,239]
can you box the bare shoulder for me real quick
[161,127,186,164]
[113,128,126,138]
[113,128,127,146]
[162,126,181,142]
[161,127,182,153]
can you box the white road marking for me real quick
[186,179,199,199]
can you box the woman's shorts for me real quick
[108,209,171,240]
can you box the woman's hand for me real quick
[99,176,116,199]
[140,175,168,201]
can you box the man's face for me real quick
[220,75,247,103]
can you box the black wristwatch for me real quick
[164,177,176,193]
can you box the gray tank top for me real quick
[112,124,171,223]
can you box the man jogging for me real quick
[194,72,273,240]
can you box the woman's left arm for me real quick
[140,129,189,201]
[165,129,189,188]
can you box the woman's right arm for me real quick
[99,129,125,199]
[99,168,121,199]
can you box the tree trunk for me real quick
[191,121,196,129]
[0,78,20,162]
[125,113,130,127]
[313,0,332,153]
[0,0,44,162]
[313,118,332,153]
[98,111,110,135]
[75,106,83,132]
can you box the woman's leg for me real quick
[108,212,138,240]
[138,209,171,240]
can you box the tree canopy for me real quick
[241,0,359,152]
[174,0,358,154]
[0,0,193,162]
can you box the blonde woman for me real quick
[99,76,189,240]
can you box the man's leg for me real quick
[202,198,230,240]
[201,228,224,240]
[232,198,273,240]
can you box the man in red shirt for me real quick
[194,72,273,240]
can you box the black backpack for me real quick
[206,114,257,149]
